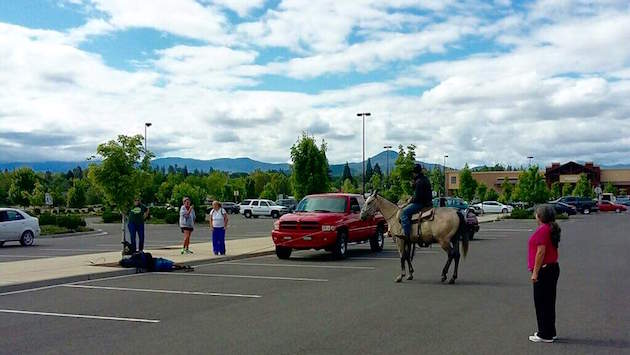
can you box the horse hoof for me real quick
[395,276,403,283]
[448,279,456,284]
[407,274,414,281]
[441,276,447,283]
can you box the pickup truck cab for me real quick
[271,193,386,259]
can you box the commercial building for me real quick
[445,170,522,196]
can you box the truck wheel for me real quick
[244,210,252,218]
[370,226,385,252]
[275,246,292,259]
[271,211,279,219]
[332,230,348,259]
[583,208,590,214]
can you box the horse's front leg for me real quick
[395,239,407,283]
[406,243,414,280]
[449,241,461,284]
[441,245,453,283]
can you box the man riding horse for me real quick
[401,164,433,243]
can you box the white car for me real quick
[239,199,288,219]
[472,201,514,214]
[0,208,40,247]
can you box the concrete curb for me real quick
[39,229,108,239]
[0,248,275,294]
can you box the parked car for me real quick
[220,202,240,214]
[275,198,297,212]
[432,197,469,211]
[468,205,483,215]
[240,199,288,218]
[615,197,630,207]
[0,208,40,247]
[551,202,577,216]
[271,193,386,259]
[597,200,627,213]
[554,196,598,214]
[472,201,513,214]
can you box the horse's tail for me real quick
[456,211,469,258]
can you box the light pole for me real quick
[384,145,392,178]
[357,112,371,195]
[443,155,448,197]
[144,122,152,154]
[527,156,534,168]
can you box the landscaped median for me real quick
[0,237,276,293]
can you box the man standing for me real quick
[128,198,149,252]
[401,164,433,240]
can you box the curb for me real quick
[39,229,108,239]
[0,248,275,294]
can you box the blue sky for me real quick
[0,0,629,167]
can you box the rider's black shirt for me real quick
[412,175,433,206]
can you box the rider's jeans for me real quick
[401,203,423,238]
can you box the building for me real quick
[446,170,522,196]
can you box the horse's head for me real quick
[360,190,379,221]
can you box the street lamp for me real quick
[443,155,448,197]
[527,156,534,168]
[384,145,392,177]
[357,112,371,195]
[144,122,152,154]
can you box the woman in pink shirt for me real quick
[528,204,561,343]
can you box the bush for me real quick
[39,213,57,225]
[509,208,534,219]
[102,210,122,223]
[165,211,179,224]
[195,209,206,223]
[150,207,169,219]
[56,215,86,230]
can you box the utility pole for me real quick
[145,122,152,154]
[527,156,534,168]
[357,112,371,195]
[384,145,392,185]
[443,155,448,197]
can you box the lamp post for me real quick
[384,145,392,177]
[144,122,152,154]
[357,112,371,195]
[443,155,448,197]
[527,156,534,168]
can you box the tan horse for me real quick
[360,191,469,283]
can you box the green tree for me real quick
[500,177,514,203]
[373,163,382,177]
[429,167,445,197]
[341,162,353,184]
[572,174,593,198]
[513,165,550,204]
[603,182,618,195]
[29,182,46,207]
[67,179,87,208]
[8,167,38,206]
[562,183,573,196]
[341,179,357,193]
[245,178,256,198]
[0,170,10,205]
[290,133,330,199]
[171,182,207,208]
[369,174,382,192]
[475,183,488,201]
[365,158,373,182]
[550,182,562,200]
[459,164,477,202]
[485,188,499,201]
[89,135,149,238]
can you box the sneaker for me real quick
[535,332,558,341]
[180,248,186,255]
[186,249,194,254]
[529,334,554,343]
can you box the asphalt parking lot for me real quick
[1,213,628,354]
[0,214,274,262]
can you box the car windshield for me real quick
[295,197,346,213]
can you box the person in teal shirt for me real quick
[128,198,149,252]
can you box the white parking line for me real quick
[0,273,142,297]
[480,228,532,232]
[0,309,159,323]
[63,284,262,298]
[37,248,114,252]
[211,262,376,270]
[0,255,59,258]
[152,272,327,282]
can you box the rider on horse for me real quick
[401,164,433,241]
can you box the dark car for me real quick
[221,202,240,214]
[552,202,577,215]
[275,198,297,212]
[555,196,598,214]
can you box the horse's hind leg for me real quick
[395,240,406,283]
[406,243,414,280]
[449,240,461,284]
[441,244,453,283]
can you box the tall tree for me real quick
[341,162,353,184]
[459,164,477,202]
[572,174,593,198]
[500,177,514,202]
[603,182,618,195]
[513,165,550,204]
[475,183,488,201]
[549,182,562,200]
[67,179,87,208]
[562,183,573,196]
[485,188,499,201]
[290,133,330,199]
[365,158,373,182]
[8,167,38,206]
[373,163,382,177]
[429,167,445,196]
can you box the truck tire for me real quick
[275,246,292,259]
[332,230,348,259]
[244,210,252,218]
[370,226,385,252]
[271,210,279,219]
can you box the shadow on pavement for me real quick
[554,338,630,349]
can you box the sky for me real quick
[0,0,629,168]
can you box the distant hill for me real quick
[0,150,442,175]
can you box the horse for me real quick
[360,191,469,284]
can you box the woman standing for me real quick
[208,201,229,255]
[179,197,196,254]
[528,204,561,343]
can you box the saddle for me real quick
[411,207,434,224]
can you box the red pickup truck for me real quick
[271,193,387,259]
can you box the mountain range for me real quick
[0,150,440,176]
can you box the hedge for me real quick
[509,208,533,219]
[38,213,86,230]
[102,210,122,223]
[165,211,179,224]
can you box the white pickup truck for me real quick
[239,199,288,219]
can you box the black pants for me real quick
[533,262,560,339]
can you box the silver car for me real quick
[0,208,40,247]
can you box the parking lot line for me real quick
[0,254,61,258]
[62,284,262,298]
[152,272,328,282]
[211,262,376,270]
[0,309,160,323]
[0,273,141,297]
[479,228,532,232]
